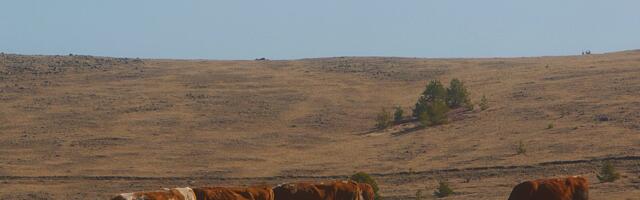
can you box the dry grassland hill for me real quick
[0,51,639,199]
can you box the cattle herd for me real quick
[111,176,588,200]
[112,180,373,200]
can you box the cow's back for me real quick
[228,186,274,200]
[332,181,361,200]
[508,177,589,200]
[273,183,323,200]
[193,187,250,200]
[508,181,538,200]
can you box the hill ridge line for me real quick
[2,155,637,181]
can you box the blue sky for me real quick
[1,0,639,59]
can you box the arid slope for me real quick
[0,51,639,199]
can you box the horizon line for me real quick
[1,48,638,61]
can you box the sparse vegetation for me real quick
[547,123,554,129]
[597,161,621,182]
[375,108,392,129]
[394,106,404,123]
[433,180,454,198]
[479,95,489,111]
[516,141,526,155]
[350,172,381,200]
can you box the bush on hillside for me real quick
[418,111,431,128]
[423,80,447,102]
[597,161,621,182]
[479,95,489,111]
[413,80,447,117]
[375,108,392,129]
[446,78,471,108]
[415,189,425,200]
[418,99,449,127]
[413,80,447,118]
[413,95,429,118]
[515,140,526,155]
[350,172,381,200]
[394,106,404,123]
[433,180,454,198]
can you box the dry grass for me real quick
[1,51,639,199]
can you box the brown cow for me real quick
[508,176,589,200]
[112,187,196,200]
[273,180,361,200]
[193,186,274,200]
[357,183,375,200]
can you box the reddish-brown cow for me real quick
[357,183,375,200]
[273,180,361,200]
[193,186,274,200]
[508,176,589,200]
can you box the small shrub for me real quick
[416,189,425,200]
[597,161,621,182]
[479,95,489,111]
[375,108,392,129]
[394,106,404,123]
[433,180,454,198]
[516,141,526,155]
[547,123,554,129]
[350,172,381,200]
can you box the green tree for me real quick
[446,78,471,108]
[423,80,447,102]
[350,172,381,200]
[413,80,447,118]
[393,106,404,123]
[413,95,428,118]
[479,95,489,111]
[375,108,392,129]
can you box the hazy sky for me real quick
[1,0,639,59]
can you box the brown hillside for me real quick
[1,51,639,199]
